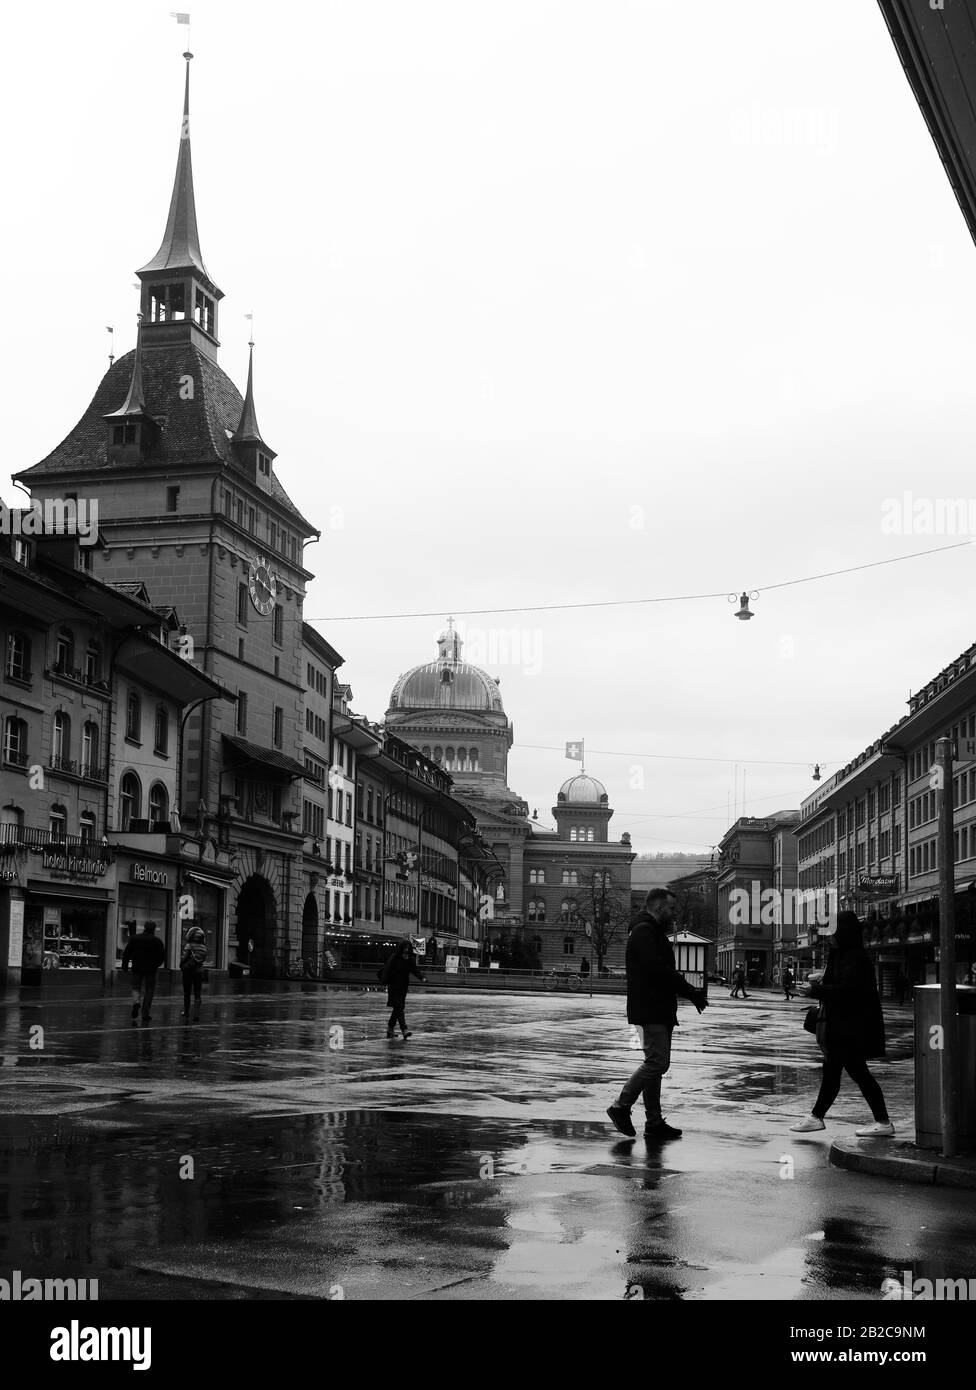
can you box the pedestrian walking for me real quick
[782,966,795,1001]
[730,963,749,999]
[606,888,708,1142]
[120,922,165,1024]
[380,941,426,1039]
[179,925,207,1022]
[790,911,894,1136]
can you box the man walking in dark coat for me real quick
[606,889,708,1141]
[381,941,427,1039]
[120,922,166,1024]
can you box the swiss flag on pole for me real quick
[565,741,583,761]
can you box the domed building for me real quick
[385,625,635,970]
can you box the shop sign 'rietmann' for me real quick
[130,863,169,887]
[42,851,107,879]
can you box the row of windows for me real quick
[119,773,169,829]
[332,740,354,778]
[5,630,103,686]
[221,489,300,564]
[306,709,328,741]
[909,792,937,830]
[953,768,976,808]
[356,783,385,825]
[323,838,352,873]
[306,663,329,696]
[909,719,976,783]
[303,800,325,839]
[2,805,98,841]
[569,827,596,842]
[327,788,353,826]
[304,756,326,786]
[954,825,976,864]
[526,898,587,923]
[419,745,479,772]
[3,715,108,777]
[909,839,938,877]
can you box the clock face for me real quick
[248,559,277,616]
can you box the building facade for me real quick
[715,811,800,984]
[0,530,229,987]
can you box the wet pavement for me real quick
[1,980,975,1300]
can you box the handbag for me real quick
[803,1006,820,1035]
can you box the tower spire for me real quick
[139,51,209,279]
[136,52,223,358]
[232,342,264,446]
[105,315,150,420]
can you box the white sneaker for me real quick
[789,1116,826,1132]
[855,1121,895,1137]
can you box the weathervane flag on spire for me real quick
[566,740,584,762]
[171,12,190,22]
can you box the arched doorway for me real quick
[301,892,318,962]
[236,875,276,978]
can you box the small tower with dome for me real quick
[553,773,613,844]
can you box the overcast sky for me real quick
[5,1,976,856]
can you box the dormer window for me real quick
[112,423,137,446]
[258,452,271,476]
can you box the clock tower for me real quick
[14,54,320,977]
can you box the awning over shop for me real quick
[185,871,234,889]
[26,884,113,902]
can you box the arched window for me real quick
[562,870,570,885]
[3,716,28,766]
[457,747,467,771]
[469,748,479,771]
[433,746,443,763]
[422,746,431,759]
[82,721,100,776]
[126,692,141,741]
[55,628,74,674]
[563,935,575,955]
[154,706,169,756]
[533,935,543,955]
[79,812,96,844]
[560,898,572,920]
[49,804,67,840]
[5,633,31,682]
[569,827,577,843]
[527,899,538,922]
[84,643,100,684]
[149,782,169,827]
[536,868,545,884]
[534,898,546,922]
[587,828,594,842]
[445,746,455,770]
[52,711,70,764]
[119,772,141,830]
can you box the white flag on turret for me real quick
[565,741,583,762]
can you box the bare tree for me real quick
[579,868,631,971]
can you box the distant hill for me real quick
[631,853,714,888]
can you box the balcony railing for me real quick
[2,749,29,768]
[0,825,111,858]
[48,755,108,782]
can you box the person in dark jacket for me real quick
[179,925,207,1022]
[120,922,166,1024]
[729,963,748,999]
[790,911,893,1135]
[381,941,426,1039]
[782,966,795,1001]
[606,889,708,1141]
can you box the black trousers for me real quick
[182,967,203,1010]
[813,1051,889,1123]
[388,1004,407,1033]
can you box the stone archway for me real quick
[236,875,276,978]
[301,892,318,962]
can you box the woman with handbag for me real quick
[381,941,426,1040]
[179,925,207,1022]
[790,912,893,1136]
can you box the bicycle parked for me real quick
[543,967,582,992]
